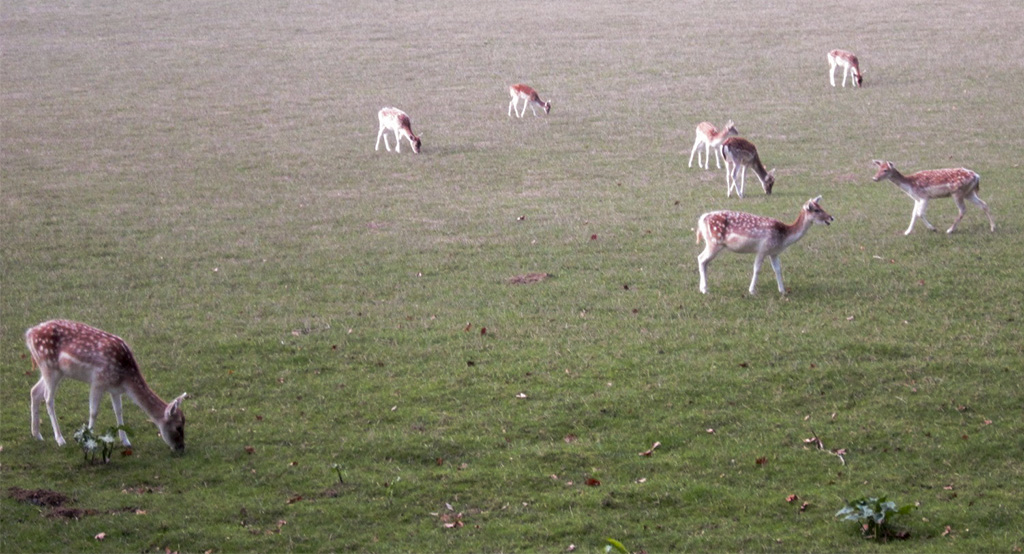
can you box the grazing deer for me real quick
[688,120,738,169]
[828,49,862,88]
[376,107,421,153]
[508,84,551,118]
[720,137,775,198]
[696,196,834,295]
[871,160,994,235]
[25,320,188,452]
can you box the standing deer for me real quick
[25,320,188,451]
[828,49,863,88]
[508,84,551,118]
[376,107,421,153]
[871,160,994,235]
[688,120,738,169]
[696,196,834,295]
[720,137,775,198]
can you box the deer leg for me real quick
[30,377,46,441]
[42,377,66,446]
[87,383,105,432]
[829,61,837,86]
[375,126,385,151]
[393,129,402,152]
[947,196,968,234]
[508,98,515,117]
[688,138,701,168]
[916,200,937,232]
[748,252,766,295]
[109,393,133,447]
[725,161,734,197]
[769,255,786,294]
[967,192,995,232]
[697,243,724,294]
[712,143,722,169]
[737,166,747,198]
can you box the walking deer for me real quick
[828,49,862,88]
[508,84,551,118]
[871,160,994,235]
[376,107,421,153]
[720,137,775,198]
[25,320,188,451]
[696,196,834,295]
[688,120,738,170]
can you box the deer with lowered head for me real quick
[25,319,188,452]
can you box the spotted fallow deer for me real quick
[25,320,188,451]
[871,160,994,235]
[696,196,834,295]
[720,137,775,198]
[508,84,551,118]
[688,120,738,170]
[376,107,421,153]
[828,49,863,88]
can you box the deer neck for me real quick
[750,156,770,184]
[888,170,918,191]
[125,375,169,423]
[782,210,814,246]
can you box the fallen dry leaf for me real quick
[786,494,798,503]
[95,532,106,541]
[756,456,768,466]
[244,446,255,455]
[585,478,601,487]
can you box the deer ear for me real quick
[871,159,884,167]
[167,393,188,416]
[812,195,823,204]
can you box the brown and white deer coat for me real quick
[871,160,994,235]
[508,84,551,118]
[25,320,188,451]
[828,49,862,88]
[696,196,834,295]
[688,120,738,170]
[376,107,421,153]
[720,137,775,198]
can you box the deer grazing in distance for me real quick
[508,84,551,118]
[376,107,421,153]
[871,160,994,235]
[688,120,738,170]
[25,320,188,452]
[828,49,862,88]
[696,196,834,295]
[720,137,775,198]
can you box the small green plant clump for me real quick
[836,496,916,541]
[72,424,131,464]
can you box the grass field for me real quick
[2,1,1023,552]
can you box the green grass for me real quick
[3,0,1023,552]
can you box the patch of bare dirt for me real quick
[8,487,139,520]
[507,272,552,284]
[7,487,70,507]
